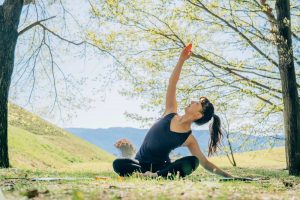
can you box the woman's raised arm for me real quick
[163,44,192,116]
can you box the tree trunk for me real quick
[276,0,300,176]
[0,1,23,168]
[228,136,236,167]
[225,132,237,167]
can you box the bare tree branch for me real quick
[18,16,55,35]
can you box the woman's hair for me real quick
[193,97,223,157]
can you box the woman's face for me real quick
[185,96,207,118]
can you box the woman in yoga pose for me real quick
[113,44,233,178]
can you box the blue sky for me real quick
[60,58,154,129]
[6,0,211,130]
[11,0,288,132]
[50,53,208,130]
[6,0,148,129]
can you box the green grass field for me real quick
[1,161,300,200]
[208,147,286,169]
[1,103,299,199]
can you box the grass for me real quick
[2,143,300,199]
[1,165,300,200]
[208,147,286,169]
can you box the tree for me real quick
[88,0,299,175]
[219,106,237,167]
[0,0,109,168]
[218,101,284,167]
[274,0,300,175]
[0,0,23,168]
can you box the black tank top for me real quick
[135,113,192,164]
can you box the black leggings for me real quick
[113,156,199,178]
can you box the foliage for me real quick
[87,0,299,135]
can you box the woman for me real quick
[113,44,233,178]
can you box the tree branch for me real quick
[18,16,56,36]
[38,23,85,46]
[187,0,279,67]
[192,52,282,95]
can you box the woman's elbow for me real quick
[198,159,209,169]
[203,161,217,173]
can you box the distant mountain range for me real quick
[65,127,285,157]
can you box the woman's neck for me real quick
[177,114,193,129]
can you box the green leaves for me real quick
[86,0,298,135]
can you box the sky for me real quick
[12,51,209,130]
[8,0,289,132]
[6,0,148,129]
[59,57,155,129]
[11,47,160,129]
[47,53,208,130]
[6,0,212,130]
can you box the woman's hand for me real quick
[179,43,192,62]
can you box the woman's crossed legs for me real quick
[113,156,199,178]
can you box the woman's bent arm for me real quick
[183,134,233,178]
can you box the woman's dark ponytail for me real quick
[193,97,223,156]
[208,114,223,157]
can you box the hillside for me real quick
[7,103,115,172]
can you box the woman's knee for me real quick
[175,156,199,170]
[190,156,200,170]
[113,158,131,172]
[112,158,141,176]
[112,159,122,173]
[167,156,199,177]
